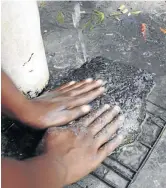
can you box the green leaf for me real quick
[110,12,122,16]
[94,10,105,23]
[82,10,105,31]
[131,11,142,15]
[56,11,64,24]
[90,25,94,31]
[118,4,126,11]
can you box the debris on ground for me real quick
[110,4,142,21]
[160,27,166,34]
[82,10,105,31]
[110,12,122,16]
[141,23,147,41]
[122,8,129,14]
[110,10,141,17]
[56,11,64,24]
[131,11,142,15]
[94,10,105,24]
[118,4,125,11]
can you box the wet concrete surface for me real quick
[131,129,166,188]
[39,1,166,80]
[1,1,166,188]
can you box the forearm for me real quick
[2,157,66,188]
[2,159,32,188]
[25,155,67,188]
[1,70,33,122]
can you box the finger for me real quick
[60,78,93,93]
[77,104,110,127]
[95,115,124,148]
[67,87,105,108]
[34,90,51,100]
[96,134,124,163]
[89,105,121,136]
[55,81,76,92]
[43,105,91,127]
[66,80,103,97]
[45,80,102,103]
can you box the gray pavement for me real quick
[40,2,166,188]
[39,2,166,187]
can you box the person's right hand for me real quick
[23,78,104,129]
[26,104,124,188]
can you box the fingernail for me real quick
[104,104,110,109]
[86,78,93,82]
[69,81,76,85]
[96,79,103,85]
[81,105,91,113]
[119,115,125,122]
[113,105,121,113]
[110,134,124,145]
[117,134,124,142]
[99,87,105,92]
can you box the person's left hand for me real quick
[26,104,124,188]
[23,78,104,128]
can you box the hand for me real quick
[23,79,104,128]
[28,104,124,187]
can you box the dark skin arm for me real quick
[1,71,33,120]
[2,105,124,188]
[2,158,65,188]
[1,70,104,129]
[2,71,125,188]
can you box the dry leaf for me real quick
[131,11,142,15]
[118,5,125,11]
[56,11,64,24]
[122,8,129,14]
[110,12,122,16]
[160,27,166,34]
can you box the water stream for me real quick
[72,3,88,64]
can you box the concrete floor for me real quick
[39,2,166,187]
[1,1,166,188]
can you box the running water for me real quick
[72,3,88,63]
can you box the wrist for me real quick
[2,95,33,122]
[15,99,45,129]
[25,154,67,188]
[14,99,36,125]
